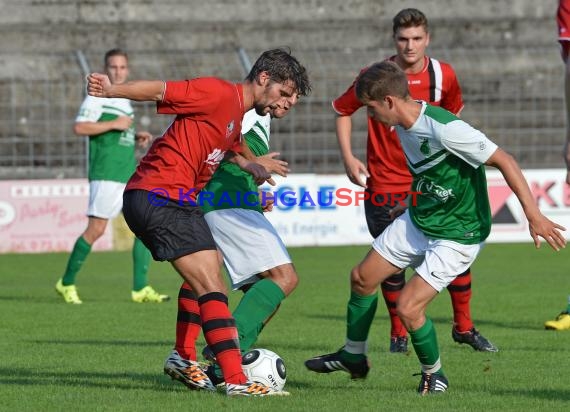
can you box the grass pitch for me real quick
[1,243,569,411]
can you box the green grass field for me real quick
[1,243,569,411]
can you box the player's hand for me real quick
[344,156,369,188]
[113,116,133,131]
[135,131,153,148]
[87,73,112,97]
[528,214,566,251]
[256,152,290,177]
[260,190,275,212]
[389,204,407,220]
[243,161,273,185]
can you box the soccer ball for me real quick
[241,348,286,391]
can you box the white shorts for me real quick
[87,180,126,219]
[204,208,292,290]
[372,210,483,292]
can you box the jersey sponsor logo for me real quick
[205,148,225,166]
[416,177,455,203]
[204,148,226,175]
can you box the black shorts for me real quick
[123,189,217,261]
[363,190,408,238]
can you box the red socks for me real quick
[446,269,473,332]
[175,282,201,360]
[380,272,407,337]
[199,292,247,385]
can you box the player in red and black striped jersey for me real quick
[558,0,570,185]
[543,0,570,331]
[333,8,497,353]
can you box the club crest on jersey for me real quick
[420,138,431,156]
[226,120,235,139]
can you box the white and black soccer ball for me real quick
[241,348,286,391]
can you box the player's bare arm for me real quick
[256,152,289,177]
[336,115,369,187]
[87,73,165,101]
[135,131,153,149]
[226,151,274,185]
[73,115,133,136]
[485,148,566,251]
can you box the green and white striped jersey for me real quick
[396,102,498,244]
[76,95,136,183]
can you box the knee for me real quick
[83,228,105,243]
[396,298,425,331]
[350,264,374,295]
[267,266,298,296]
[396,299,415,327]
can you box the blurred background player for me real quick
[164,104,307,387]
[544,1,570,331]
[55,49,168,304]
[559,0,570,185]
[333,8,497,352]
[545,295,570,330]
[87,48,309,396]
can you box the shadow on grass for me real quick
[304,312,544,331]
[0,366,193,393]
[27,339,171,347]
[0,295,57,303]
[491,388,570,402]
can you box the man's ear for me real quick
[257,71,270,86]
[385,95,395,109]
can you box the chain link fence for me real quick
[0,46,565,179]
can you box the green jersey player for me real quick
[55,49,168,304]
[305,61,566,394]
[164,106,301,387]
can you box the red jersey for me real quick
[126,77,244,201]
[558,0,570,61]
[333,55,463,193]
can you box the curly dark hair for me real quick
[246,48,311,97]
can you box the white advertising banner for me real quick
[262,169,570,246]
[260,174,372,246]
[0,169,569,253]
[0,179,113,253]
[485,168,570,242]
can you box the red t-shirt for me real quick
[126,77,244,201]
[332,55,464,193]
[558,0,570,61]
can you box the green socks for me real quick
[234,278,286,353]
[132,238,151,291]
[342,291,378,363]
[61,236,92,286]
[409,317,443,374]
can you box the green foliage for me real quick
[1,244,569,411]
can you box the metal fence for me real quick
[0,46,565,179]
